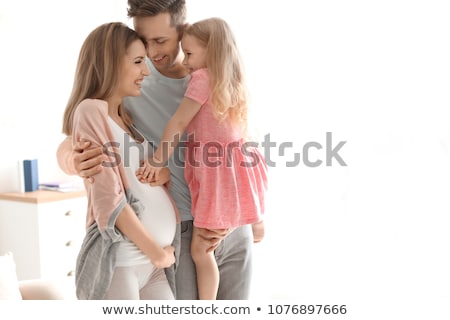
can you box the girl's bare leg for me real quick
[191,226,219,300]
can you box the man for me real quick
[57,0,254,299]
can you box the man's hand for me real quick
[252,220,265,243]
[72,141,103,181]
[196,228,231,253]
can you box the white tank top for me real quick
[108,117,177,267]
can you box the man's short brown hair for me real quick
[127,0,187,32]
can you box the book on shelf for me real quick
[23,159,39,192]
[39,181,83,192]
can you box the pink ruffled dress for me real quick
[184,69,268,229]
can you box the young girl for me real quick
[61,22,179,300]
[138,17,268,300]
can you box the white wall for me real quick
[0,0,128,191]
[1,0,450,316]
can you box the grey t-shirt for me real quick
[123,59,192,221]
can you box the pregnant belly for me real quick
[135,185,177,247]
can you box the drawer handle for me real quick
[65,240,73,247]
[67,270,75,277]
[65,210,73,216]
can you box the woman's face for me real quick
[117,39,150,98]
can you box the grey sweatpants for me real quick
[165,221,253,300]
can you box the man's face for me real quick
[134,12,182,72]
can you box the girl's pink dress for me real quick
[184,69,268,229]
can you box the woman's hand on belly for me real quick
[150,245,175,268]
[136,163,171,188]
[148,166,171,188]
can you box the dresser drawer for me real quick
[38,199,86,247]
[0,190,87,288]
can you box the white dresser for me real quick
[0,190,87,298]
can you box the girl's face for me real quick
[181,34,207,73]
[117,39,150,98]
